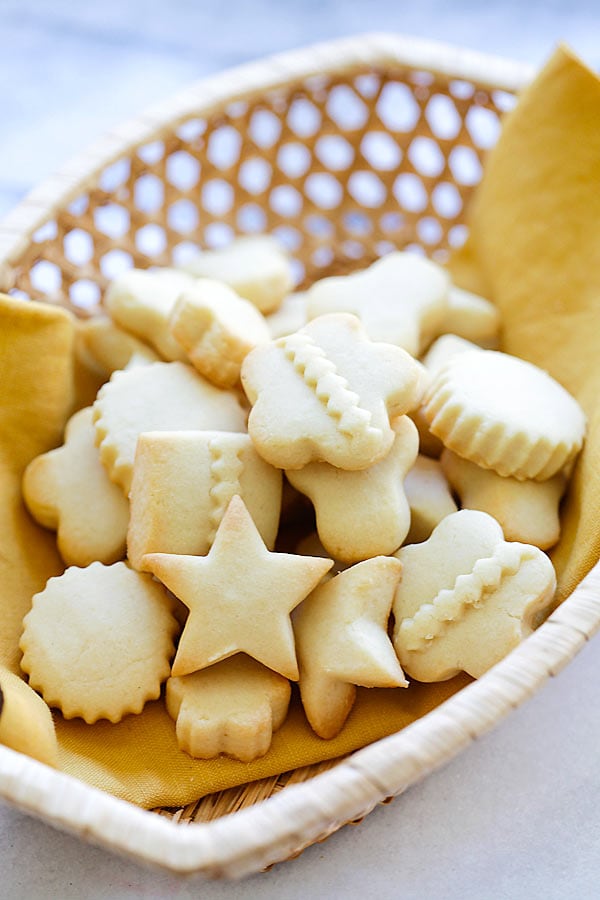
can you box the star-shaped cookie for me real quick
[294,557,407,739]
[306,251,450,355]
[286,415,419,562]
[144,496,332,680]
[241,313,424,471]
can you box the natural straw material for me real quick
[1,33,599,878]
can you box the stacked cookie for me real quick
[19,239,585,761]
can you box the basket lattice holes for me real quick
[13,67,514,315]
[9,64,517,825]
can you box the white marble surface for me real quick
[2,2,600,897]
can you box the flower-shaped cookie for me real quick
[23,407,129,566]
[306,251,450,355]
[181,235,293,314]
[294,557,407,739]
[166,655,290,761]
[286,415,419,562]
[20,562,179,723]
[144,496,332,680]
[128,430,282,569]
[393,510,556,681]
[242,313,424,470]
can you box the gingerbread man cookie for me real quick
[23,407,129,566]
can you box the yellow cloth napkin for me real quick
[450,45,600,602]
[1,44,599,808]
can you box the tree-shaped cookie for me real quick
[166,655,290,761]
[286,415,419,562]
[306,251,450,355]
[144,496,332,680]
[393,510,556,681]
[241,313,424,471]
[23,407,129,566]
[294,557,407,739]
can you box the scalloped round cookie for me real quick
[19,562,179,723]
[93,361,247,493]
[422,349,586,480]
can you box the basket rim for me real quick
[2,31,592,881]
[0,30,533,289]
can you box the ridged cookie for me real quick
[422,350,586,480]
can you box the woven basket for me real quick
[1,32,599,879]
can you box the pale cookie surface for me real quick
[128,430,282,570]
[74,316,160,378]
[436,286,500,347]
[422,349,586,480]
[266,291,307,338]
[404,454,458,544]
[411,335,482,459]
[181,235,293,314]
[23,407,129,566]
[93,361,247,494]
[393,510,556,681]
[306,251,449,355]
[242,313,424,471]
[19,562,179,723]
[169,279,270,388]
[105,268,196,361]
[286,415,419,562]
[166,655,290,762]
[441,449,566,550]
[294,557,406,739]
[144,496,332,681]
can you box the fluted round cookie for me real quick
[19,562,179,723]
[93,361,247,493]
[422,349,586,480]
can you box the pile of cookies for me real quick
[19,236,586,762]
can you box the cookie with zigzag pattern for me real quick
[393,509,556,681]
